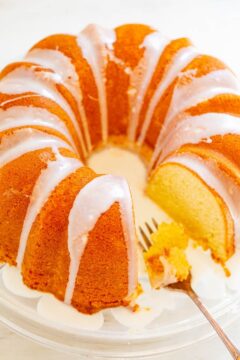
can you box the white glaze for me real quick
[26,49,80,98]
[127,32,169,142]
[164,153,240,244]
[37,293,104,331]
[17,148,82,267]
[0,105,76,148]
[0,128,72,168]
[165,69,240,126]
[26,48,90,155]
[77,24,116,143]
[158,113,240,163]
[111,285,175,329]
[150,69,240,168]
[2,265,42,298]
[137,46,198,146]
[65,174,137,304]
[226,252,240,291]
[0,66,84,151]
[186,244,227,299]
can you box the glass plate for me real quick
[0,266,240,358]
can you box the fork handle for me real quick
[188,288,240,360]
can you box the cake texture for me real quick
[144,223,190,288]
[0,23,239,313]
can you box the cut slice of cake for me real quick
[147,154,235,264]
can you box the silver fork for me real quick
[139,218,240,360]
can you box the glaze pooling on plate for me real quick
[2,240,240,331]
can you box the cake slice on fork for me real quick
[141,221,191,288]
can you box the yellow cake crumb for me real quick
[144,222,191,288]
[167,247,190,282]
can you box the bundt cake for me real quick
[0,23,239,313]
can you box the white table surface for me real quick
[0,0,240,358]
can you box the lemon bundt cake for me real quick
[0,23,239,313]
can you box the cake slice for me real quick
[147,154,235,264]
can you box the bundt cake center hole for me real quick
[87,146,170,229]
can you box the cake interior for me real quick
[147,162,234,263]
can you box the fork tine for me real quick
[145,222,154,235]
[139,226,152,249]
[152,218,158,230]
[138,240,147,252]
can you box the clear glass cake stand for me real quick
[0,267,240,359]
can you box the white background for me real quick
[0,0,240,358]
